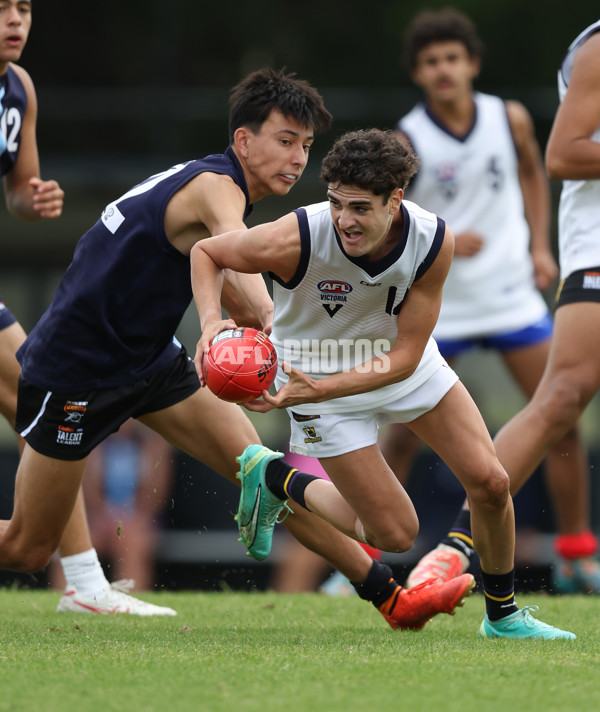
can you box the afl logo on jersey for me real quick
[317,280,353,294]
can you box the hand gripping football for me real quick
[203,327,278,403]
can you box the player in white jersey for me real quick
[192,128,574,638]
[472,17,600,591]
[379,8,600,595]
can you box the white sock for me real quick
[60,548,110,599]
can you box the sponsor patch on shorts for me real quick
[292,411,321,422]
[583,271,600,290]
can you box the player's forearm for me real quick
[521,172,551,252]
[190,243,226,331]
[224,271,273,330]
[310,351,420,403]
[546,139,600,181]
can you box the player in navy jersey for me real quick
[2,1,170,616]
[192,127,574,638]
[1,65,466,631]
[383,8,600,596]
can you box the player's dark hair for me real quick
[402,7,485,71]
[320,129,419,202]
[228,67,332,142]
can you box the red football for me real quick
[203,327,278,403]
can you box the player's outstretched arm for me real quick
[190,213,301,380]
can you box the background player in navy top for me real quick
[1,0,176,617]
[3,67,440,631]
[4,2,158,617]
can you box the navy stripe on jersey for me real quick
[425,101,478,143]
[501,101,520,159]
[560,21,600,88]
[0,66,27,176]
[415,217,445,281]
[270,207,311,289]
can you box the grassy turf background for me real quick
[0,590,597,712]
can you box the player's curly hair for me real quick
[320,129,419,202]
[402,7,485,72]
[228,67,332,142]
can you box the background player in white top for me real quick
[193,128,574,638]
[461,17,600,591]
[0,1,173,615]
[379,8,599,594]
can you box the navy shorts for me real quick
[555,267,600,308]
[15,348,200,460]
[436,313,554,359]
[0,297,17,331]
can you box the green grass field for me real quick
[1,589,598,712]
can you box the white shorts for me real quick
[287,362,458,458]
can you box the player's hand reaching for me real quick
[30,177,64,219]
[243,361,320,412]
[195,317,238,385]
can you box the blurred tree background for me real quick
[3,0,597,267]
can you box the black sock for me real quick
[351,559,399,608]
[441,509,475,560]
[265,459,320,510]
[481,568,518,621]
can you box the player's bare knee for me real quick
[543,376,589,430]
[469,466,510,512]
[367,517,418,553]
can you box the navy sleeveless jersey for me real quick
[0,65,27,175]
[17,147,251,390]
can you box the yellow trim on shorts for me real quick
[555,277,565,305]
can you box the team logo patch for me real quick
[318,280,352,307]
[64,400,88,424]
[317,280,353,294]
[302,425,322,444]
[434,162,458,199]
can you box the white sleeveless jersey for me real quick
[557,20,600,280]
[270,199,447,415]
[398,92,548,339]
